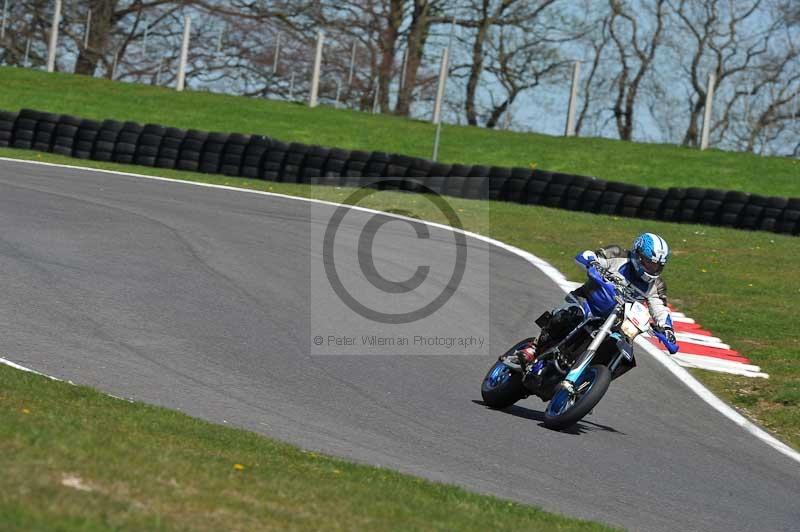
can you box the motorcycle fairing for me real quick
[585,267,618,316]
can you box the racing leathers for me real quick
[535,245,676,352]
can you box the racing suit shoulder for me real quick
[597,245,668,303]
[596,245,627,260]
[576,245,627,269]
[573,253,672,328]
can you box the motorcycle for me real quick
[480,265,678,430]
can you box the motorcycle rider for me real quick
[518,232,679,365]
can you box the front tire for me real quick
[544,365,611,430]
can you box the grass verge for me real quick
[1,67,798,196]
[2,147,799,451]
[0,365,615,531]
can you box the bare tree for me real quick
[606,0,666,140]
[453,0,560,126]
[479,23,568,128]
[671,0,766,146]
[575,9,611,136]
[395,0,446,116]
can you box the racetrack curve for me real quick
[1,159,797,531]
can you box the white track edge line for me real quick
[0,357,60,380]
[2,155,798,464]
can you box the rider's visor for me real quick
[637,251,665,276]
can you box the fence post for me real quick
[564,61,580,136]
[155,57,164,85]
[334,79,341,108]
[1,0,8,40]
[700,72,716,150]
[289,71,295,100]
[743,79,752,124]
[24,37,31,67]
[176,15,191,91]
[110,51,119,80]
[431,48,449,125]
[216,23,224,54]
[372,79,380,113]
[432,16,456,162]
[47,0,61,72]
[431,47,450,160]
[399,47,408,92]
[347,41,357,87]
[84,9,91,49]
[272,32,281,73]
[309,30,324,108]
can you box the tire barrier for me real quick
[0,111,18,148]
[156,127,185,169]
[3,107,798,236]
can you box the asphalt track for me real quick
[1,159,797,531]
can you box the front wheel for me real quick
[543,365,611,430]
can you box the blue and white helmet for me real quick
[631,233,670,282]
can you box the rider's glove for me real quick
[663,328,677,345]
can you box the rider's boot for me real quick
[502,341,537,371]
[519,343,537,364]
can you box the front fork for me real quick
[563,310,619,385]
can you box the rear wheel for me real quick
[544,365,611,430]
[480,338,534,408]
[481,361,525,408]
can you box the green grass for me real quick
[1,67,798,527]
[1,67,798,196]
[2,148,799,451]
[0,365,615,532]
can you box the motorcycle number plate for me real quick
[624,301,651,332]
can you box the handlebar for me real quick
[587,264,647,301]
[588,266,641,302]
[588,265,680,355]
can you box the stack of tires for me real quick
[423,163,451,195]
[261,140,287,181]
[93,120,123,161]
[177,130,206,171]
[32,112,59,152]
[321,148,350,186]
[112,122,143,164]
[134,125,166,167]
[220,134,250,177]
[342,151,369,187]
[51,115,81,157]
[776,199,800,235]
[405,158,433,192]
[1,106,797,238]
[198,132,228,174]
[240,136,270,179]
[638,188,667,220]
[156,128,186,169]
[300,146,330,184]
[11,109,40,149]
[0,111,16,148]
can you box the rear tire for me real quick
[544,365,611,430]
[481,361,525,408]
[480,338,534,409]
